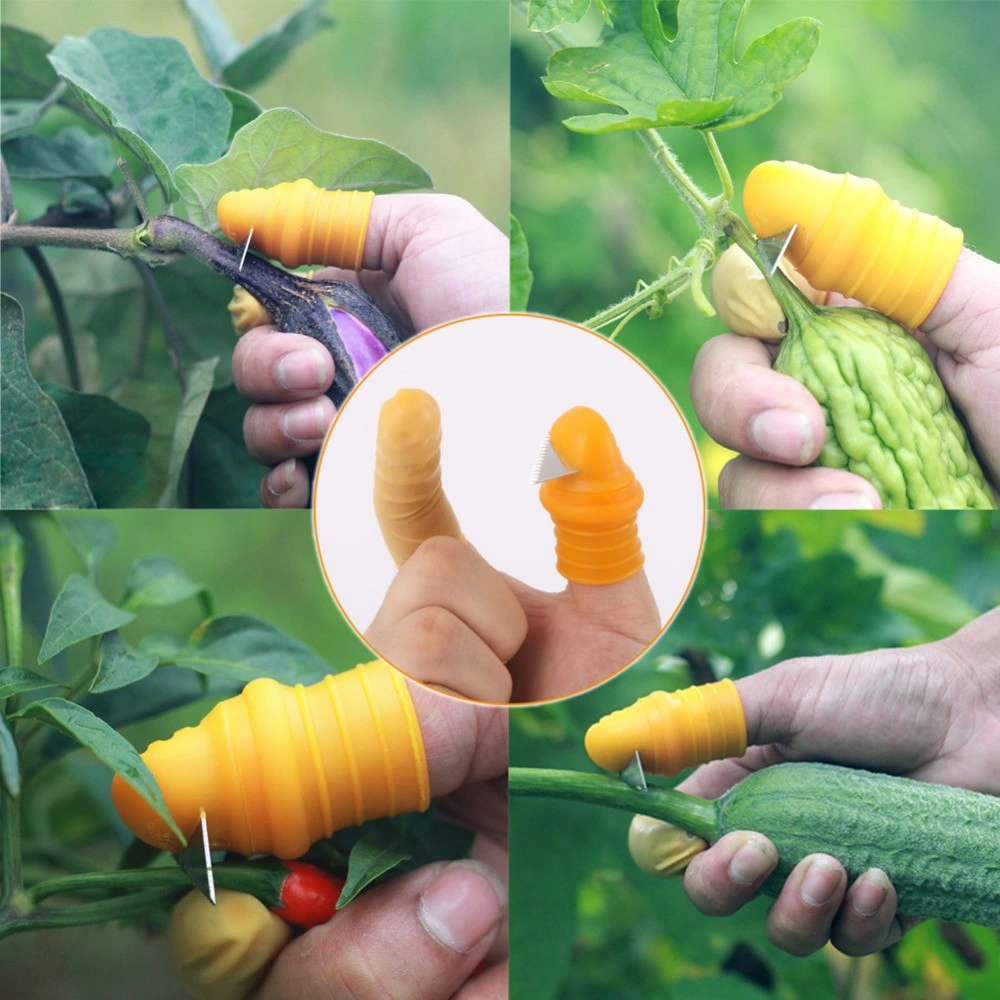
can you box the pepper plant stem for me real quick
[0,887,182,937]
[508,767,719,841]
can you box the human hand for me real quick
[664,607,1000,956]
[233,194,509,509]
[692,247,1000,508]
[366,535,661,704]
[170,686,508,1000]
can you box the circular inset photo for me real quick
[313,313,705,704]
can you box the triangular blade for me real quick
[756,224,797,276]
[619,750,647,792]
[531,436,578,485]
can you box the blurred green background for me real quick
[0,510,367,998]
[510,509,1000,1000]
[512,0,1000,497]
[3,0,510,227]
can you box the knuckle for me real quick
[409,535,469,586]
[405,606,464,667]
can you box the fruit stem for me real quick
[508,767,719,841]
[723,213,817,329]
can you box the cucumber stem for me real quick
[508,767,719,841]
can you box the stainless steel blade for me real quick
[619,750,648,792]
[531,436,577,485]
[238,227,254,272]
[200,808,216,904]
[756,224,797,276]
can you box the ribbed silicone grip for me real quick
[584,678,747,775]
[373,389,463,567]
[743,160,963,329]
[110,660,430,859]
[217,179,374,271]
[539,406,644,586]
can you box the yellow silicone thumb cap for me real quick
[111,659,430,859]
[170,888,292,1000]
[217,179,374,271]
[373,388,463,567]
[585,678,747,775]
[539,406,644,586]
[743,160,963,328]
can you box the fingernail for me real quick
[275,348,329,391]
[418,862,504,955]
[800,857,842,907]
[728,838,776,886]
[809,492,875,510]
[266,459,297,497]
[853,869,891,917]
[281,400,329,442]
[749,409,813,464]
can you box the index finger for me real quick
[690,334,826,466]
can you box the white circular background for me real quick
[313,313,705,641]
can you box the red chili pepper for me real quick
[271,861,345,929]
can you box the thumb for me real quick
[681,637,956,799]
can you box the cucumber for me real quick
[719,763,1000,925]
[508,763,1000,926]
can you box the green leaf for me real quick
[1,95,58,140]
[219,85,262,142]
[57,515,119,578]
[38,574,134,665]
[91,630,160,694]
[174,107,432,232]
[0,293,95,509]
[528,0,593,33]
[157,357,219,508]
[45,385,151,509]
[0,26,58,100]
[221,0,335,92]
[12,697,184,843]
[542,0,820,134]
[3,127,116,189]
[338,836,411,908]
[181,0,241,78]
[170,615,331,684]
[510,215,534,312]
[46,28,232,201]
[0,667,59,701]
[0,714,19,797]
[187,383,267,508]
[122,557,206,612]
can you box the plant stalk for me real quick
[0,886,182,937]
[703,132,734,202]
[23,246,82,391]
[638,130,713,223]
[508,767,718,841]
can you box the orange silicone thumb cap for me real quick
[373,388,463,567]
[539,406,644,586]
[585,678,747,775]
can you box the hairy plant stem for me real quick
[133,261,184,385]
[508,768,718,841]
[23,246,82,391]
[0,222,180,266]
[639,130,713,224]
[704,132,734,202]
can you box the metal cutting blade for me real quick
[531,435,578,485]
[756,224,797,276]
[619,750,648,792]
